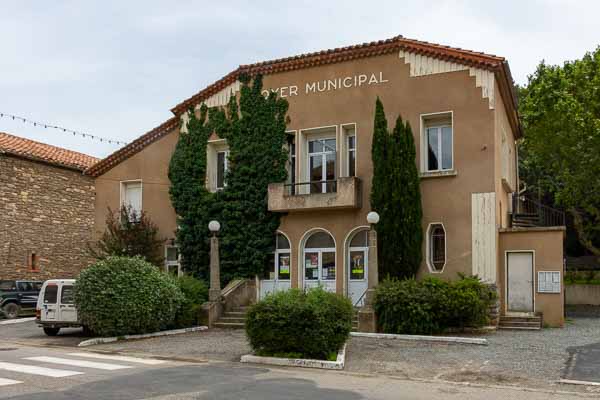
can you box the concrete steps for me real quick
[213,306,249,329]
[498,314,542,330]
[352,309,359,332]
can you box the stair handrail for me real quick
[512,194,565,227]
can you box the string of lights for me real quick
[0,111,128,146]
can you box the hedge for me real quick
[374,276,496,334]
[245,287,353,360]
[74,256,185,336]
[174,275,208,327]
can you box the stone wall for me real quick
[0,154,95,280]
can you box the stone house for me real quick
[0,132,98,280]
[88,35,566,327]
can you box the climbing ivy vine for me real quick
[169,74,289,282]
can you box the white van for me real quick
[36,279,81,336]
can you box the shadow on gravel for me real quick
[4,364,364,400]
[564,342,600,383]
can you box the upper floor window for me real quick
[428,223,446,272]
[216,150,229,190]
[422,112,453,172]
[347,135,356,177]
[308,137,336,193]
[121,181,142,218]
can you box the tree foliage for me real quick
[519,48,600,256]
[169,74,289,282]
[370,98,423,279]
[88,206,164,267]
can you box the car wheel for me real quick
[2,303,20,319]
[43,327,60,336]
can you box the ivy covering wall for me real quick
[370,97,423,279]
[169,74,289,282]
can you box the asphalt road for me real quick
[0,343,590,400]
[0,320,85,347]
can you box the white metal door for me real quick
[41,283,59,322]
[348,248,368,306]
[57,284,78,323]
[507,252,534,312]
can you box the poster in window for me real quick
[279,255,290,274]
[311,254,318,265]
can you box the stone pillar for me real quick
[209,234,221,302]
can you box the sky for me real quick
[1,1,598,159]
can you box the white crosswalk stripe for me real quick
[68,352,166,365]
[0,378,22,386]
[0,361,83,378]
[24,356,132,371]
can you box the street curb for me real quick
[350,331,488,345]
[240,344,346,370]
[77,326,208,347]
[558,379,600,387]
[0,317,36,325]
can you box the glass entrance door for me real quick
[347,230,369,306]
[308,138,336,193]
[304,250,336,292]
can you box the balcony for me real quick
[268,177,362,212]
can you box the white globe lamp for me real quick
[366,211,380,225]
[208,220,221,233]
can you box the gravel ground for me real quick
[346,317,600,390]
[91,328,251,362]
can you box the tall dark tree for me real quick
[370,99,423,279]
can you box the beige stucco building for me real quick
[87,36,565,327]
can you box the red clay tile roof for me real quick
[0,131,99,171]
[87,35,520,177]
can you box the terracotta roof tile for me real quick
[0,132,99,171]
[88,35,517,177]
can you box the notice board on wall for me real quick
[538,271,561,293]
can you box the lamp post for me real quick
[365,211,380,303]
[208,220,221,302]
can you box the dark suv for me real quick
[0,280,43,319]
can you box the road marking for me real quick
[24,356,131,371]
[0,317,36,325]
[68,352,166,365]
[0,378,22,386]
[0,361,83,377]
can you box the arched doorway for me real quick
[347,229,369,306]
[303,230,336,292]
[259,232,291,299]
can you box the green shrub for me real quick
[74,256,184,336]
[374,276,496,334]
[245,287,353,360]
[173,275,208,327]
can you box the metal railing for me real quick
[511,194,565,227]
[283,180,338,196]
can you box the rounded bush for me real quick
[245,287,353,360]
[374,276,496,334]
[74,256,184,337]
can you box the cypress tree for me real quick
[370,99,423,279]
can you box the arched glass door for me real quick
[303,231,336,292]
[259,233,291,299]
[348,230,368,306]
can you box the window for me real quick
[347,135,356,177]
[0,281,16,291]
[43,284,58,304]
[216,151,229,190]
[288,135,296,194]
[60,285,75,304]
[428,224,446,272]
[29,252,39,271]
[165,245,181,277]
[308,138,336,193]
[121,181,142,218]
[422,112,453,173]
